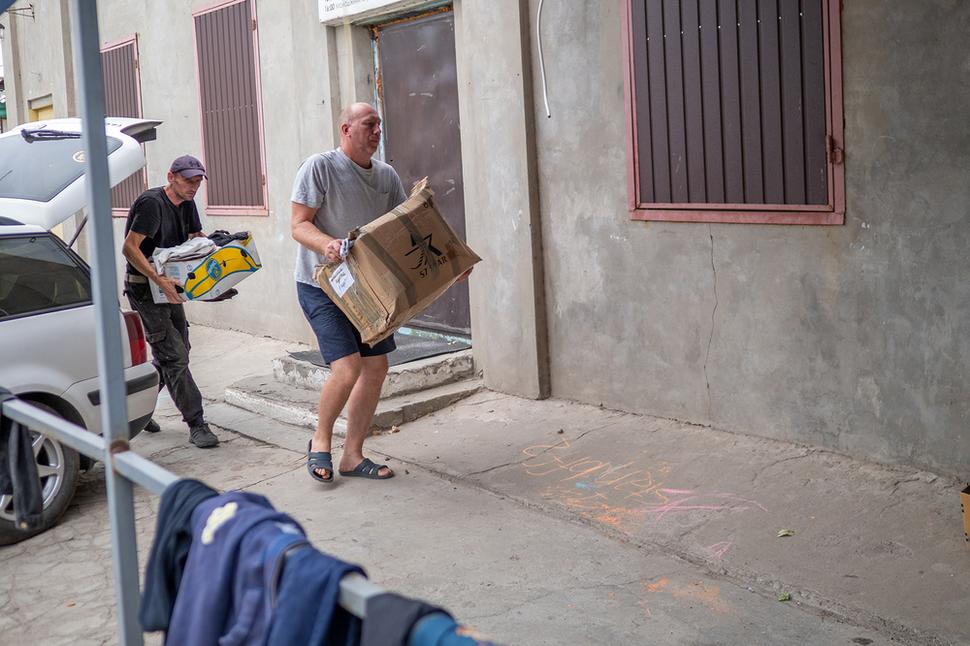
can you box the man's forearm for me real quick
[292,220,334,256]
[122,247,163,284]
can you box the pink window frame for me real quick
[191,0,270,217]
[100,34,147,218]
[621,0,845,225]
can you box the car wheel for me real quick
[0,402,80,545]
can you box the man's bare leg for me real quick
[339,354,392,477]
[310,353,362,479]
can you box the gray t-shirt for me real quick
[291,148,407,285]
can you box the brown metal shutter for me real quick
[194,0,265,210]
[631,0,829,206]
[101,40,145,211]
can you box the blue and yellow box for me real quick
[150,235,261,303]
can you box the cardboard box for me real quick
[150,235,261,304]
[314,178,481,344]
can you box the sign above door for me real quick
[318,0,434,25]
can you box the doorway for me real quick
[372,8,470,336]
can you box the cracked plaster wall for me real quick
[530,0,970,476]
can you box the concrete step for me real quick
[273,349,474,398]
[224,374,482,435]
[205,400,325,455]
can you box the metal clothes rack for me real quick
[0,1,496,644]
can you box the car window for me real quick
[0,135,123,202]
[0,234,91,319]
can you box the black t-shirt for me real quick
[124,187,202,275]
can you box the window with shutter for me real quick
[193,0,268,215]
[623,0,844,224]
[101,36,146,214]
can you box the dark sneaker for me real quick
[189,423,219,448]
[143,419,161,433]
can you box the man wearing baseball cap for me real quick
[120,154,219,448]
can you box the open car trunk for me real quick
[0,117,160,230]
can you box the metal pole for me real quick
[67,1,144,644]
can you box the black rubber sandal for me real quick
[338,457,394,480]
[307,440,334,484]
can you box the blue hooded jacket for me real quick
[165,491,307,646]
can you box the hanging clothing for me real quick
[223,520,309,645]
[140,478,218,632]
[267,544,365,646]
[0,387,43,530]
[165,491,309,646]
[408,613,501,646]
[361,593,453,646]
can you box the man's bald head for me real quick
[339,103,377,129]
[338,103,382,167]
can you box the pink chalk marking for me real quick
[643,493,768,521]
[707,541,733,560]
[710,493,769,513]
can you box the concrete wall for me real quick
[520,0,970,476]
[454,0,549,399]
[0,0,75,123]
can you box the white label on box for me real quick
[329,262,354,297]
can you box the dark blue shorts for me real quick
[296,281,396,364]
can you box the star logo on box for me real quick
[405,232,445,276]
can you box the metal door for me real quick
[374,9,470,336]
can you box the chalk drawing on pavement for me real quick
[641,577,732,615]
[520,439,766,534]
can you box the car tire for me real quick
[0,402,81,546]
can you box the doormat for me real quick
[290,332,471,368]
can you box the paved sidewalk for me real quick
[214,391,969,646]
[3,325,967,645]
[358,394,969,645]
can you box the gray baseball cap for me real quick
[170,154,207,179]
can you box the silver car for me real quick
[0,118,161,544]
